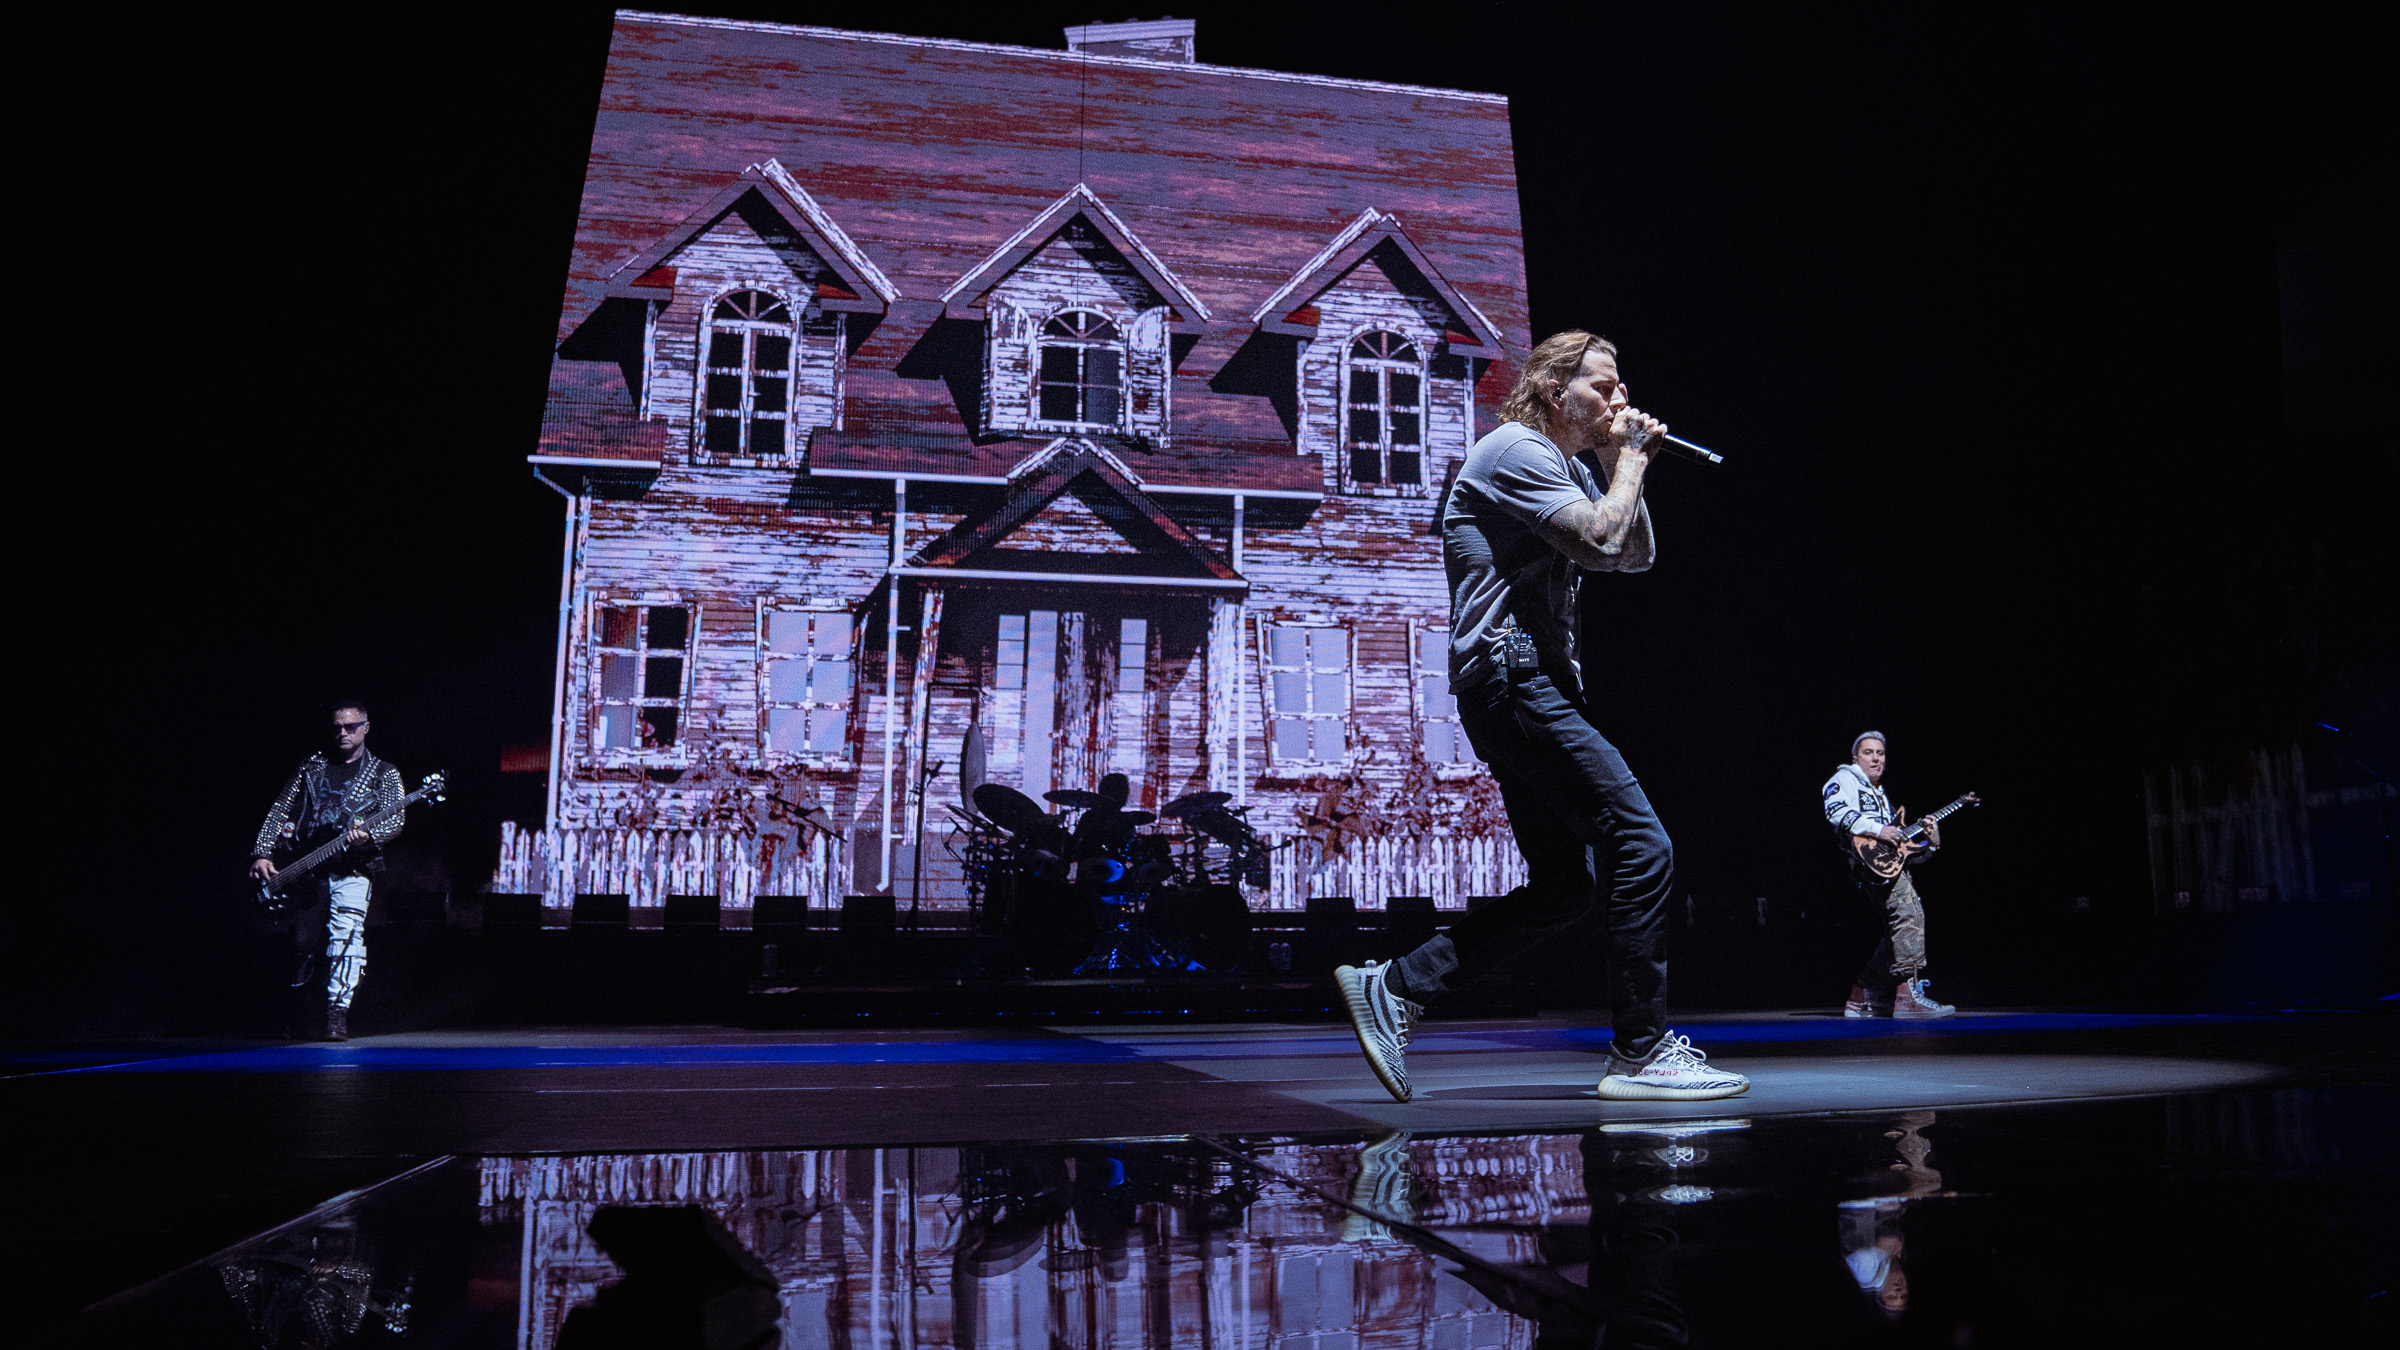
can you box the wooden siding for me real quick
[511,16,1539,909]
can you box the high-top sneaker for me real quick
[1844,984,1887,1018]
[1891,978,1956,1019]
[325,1006,350,1041]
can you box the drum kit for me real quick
[955,772,1272,976]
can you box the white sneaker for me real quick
[1597,1031,1751,1101]
[1336,962,1422,1103]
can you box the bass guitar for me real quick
[258,771,448,912]
[1850,791,1979,880]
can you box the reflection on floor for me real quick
[73,1081,2396,1349]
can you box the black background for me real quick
[20,2,2392,1033]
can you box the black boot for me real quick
[325,1005,349,1041]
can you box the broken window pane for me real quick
[647,608,689,648]
[601,608,639,648]
[638,707,679,747]
[644,656,684,698]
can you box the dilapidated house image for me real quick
[495,12,1537,915]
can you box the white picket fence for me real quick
[492,823,1525,911]
[1259,831,1528,912]
[493,823,847,908]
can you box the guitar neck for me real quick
[1915,795,1976,830]
[273,788,425,887]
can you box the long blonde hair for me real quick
[1496,330,1618,437]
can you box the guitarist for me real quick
[1823,731,1956,1019]
[248,700,407,1040]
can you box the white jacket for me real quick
[1822,763,1939,857]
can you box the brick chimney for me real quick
[1063,17,1196,63]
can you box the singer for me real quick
[1337,330,1750,1102]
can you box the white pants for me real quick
[325,874,370,1009]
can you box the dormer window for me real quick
[1038,310,1124,427]
[701,290,795,458]
[1344,330,1424,486]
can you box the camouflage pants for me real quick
[1855,868,1928,993]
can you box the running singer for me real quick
[1338,331,1749,1102]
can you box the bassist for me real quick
[1823,731,1956,1019]
[249,700,406,1040]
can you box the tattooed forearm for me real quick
[1533,453,1653,570]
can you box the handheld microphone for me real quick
[1661,433,1724,465]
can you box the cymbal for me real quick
[1044,789,1112,808]
[1160,790,1233,819]
[973,783,1052,837]
[1190,808,1258,846]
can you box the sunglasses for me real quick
[333,721,369,734]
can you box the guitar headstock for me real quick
[1961,792,1981,805]
[421,770,448,803]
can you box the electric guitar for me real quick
[1850,791,1979,880]
[257,771,448,912]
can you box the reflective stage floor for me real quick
[13,1011,2395,1346]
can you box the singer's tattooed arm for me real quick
[1533,449,1654,571]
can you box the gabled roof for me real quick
[1249,208,1505,358]
[905,438,1240,581]
[937,185,1212,330]
[601,159,898,311]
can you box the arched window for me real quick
[1038,310,1123,426]
[1344,330,1425,485]
[701,290,794,458]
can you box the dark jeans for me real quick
[1392,668,1673,1058]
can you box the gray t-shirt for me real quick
[1442,421,1654,691]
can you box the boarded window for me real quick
[1344,330,1426,488]
[1413,624,1474,768]
[1259,620,1351,766]
[700,289,795,459]
[592,602,696,753]
[1037,310,1124,426]
[759,603,854,765]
